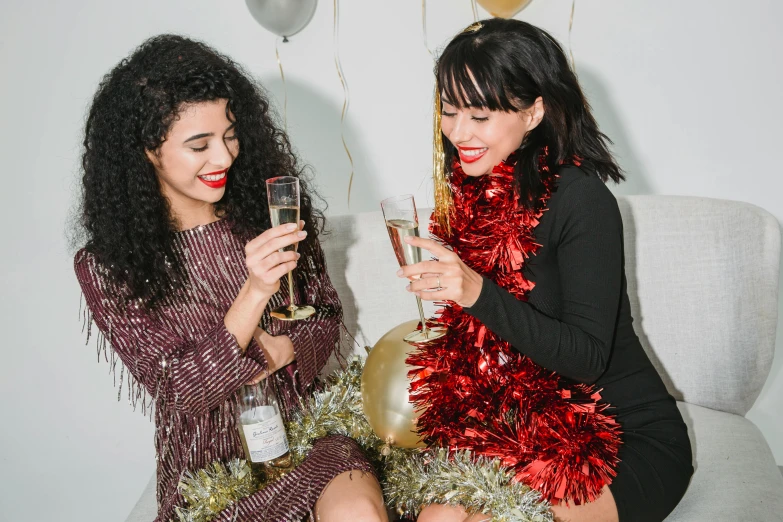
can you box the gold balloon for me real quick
[476,0,533,19]
[361,320,426,449]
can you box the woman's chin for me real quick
[460,160,490,177]
[196,187,227,203]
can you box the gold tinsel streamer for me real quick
[333,0,355,205]
[568,0,576,70]
[176,356,551,522]
[431,21,483,234]
[432,87,452,234]
[275,38,287,130]
[422,0,434,58]
[423,0,452,233]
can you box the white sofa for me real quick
[127,196,783,521]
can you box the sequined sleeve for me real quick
[74,250,265,417]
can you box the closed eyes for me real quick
[190,135,238,152]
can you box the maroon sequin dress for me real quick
[74,219,374,522]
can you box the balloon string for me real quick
[568,0,576,70]
[275,37,287,131]
[471,0,479,22]
[333,0,355,205]
[422,0,434,58]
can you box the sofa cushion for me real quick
[323,198,782,417]
[666,402,783,521]
[618,196,780,417]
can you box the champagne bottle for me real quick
[237,381,292,480]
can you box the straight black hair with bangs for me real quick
[437,18,623,206]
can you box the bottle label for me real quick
[240,406,289,463]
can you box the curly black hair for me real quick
[77,34,324,307]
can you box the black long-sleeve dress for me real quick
[464,165,693,522]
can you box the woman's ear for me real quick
[145,149,161,169]
[525,96,545,131]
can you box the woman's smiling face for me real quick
[147,98,239,216]
[439,90,544,177]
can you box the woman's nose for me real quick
[448,113,471,144]
[212,139,236,168]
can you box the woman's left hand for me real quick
[246,329,295,385]
[397,236,483,308]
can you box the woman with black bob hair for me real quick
[399,19,693,522]
[74,35,386,521]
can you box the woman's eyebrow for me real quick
[184,123,236,143]
[183,132,213,143]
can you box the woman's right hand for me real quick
[244,222,307,300]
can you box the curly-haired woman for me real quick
[73,35,386,522]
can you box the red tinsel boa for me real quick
[407,151,621,505]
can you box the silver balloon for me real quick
[245,0,318,40]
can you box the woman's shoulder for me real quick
[74,247,92,264]
[74,247,96,276]
[555,162,612,194]
[73,247,114,291]
[545,163,622,239]
[551,163,618,210]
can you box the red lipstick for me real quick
[457,146,488,164]
[198,168,228,189]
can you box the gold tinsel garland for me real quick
[177,356,552,522]
[176,459,257,522]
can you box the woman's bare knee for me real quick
[550,486,619,522]
[417,503,488,522]
[316,470,387,522]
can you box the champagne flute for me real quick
[267,176,315,321]
[381,194,447,343]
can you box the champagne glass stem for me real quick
[415,295,429,338]
[287,270,297,310]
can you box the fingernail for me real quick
[298,230,307,238]
[404,236,412,243]
[286,223,297,231]
[396,269,403,276]
[296,252,301,258]
[405,284,411,291]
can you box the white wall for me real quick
[1,1,780,520]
